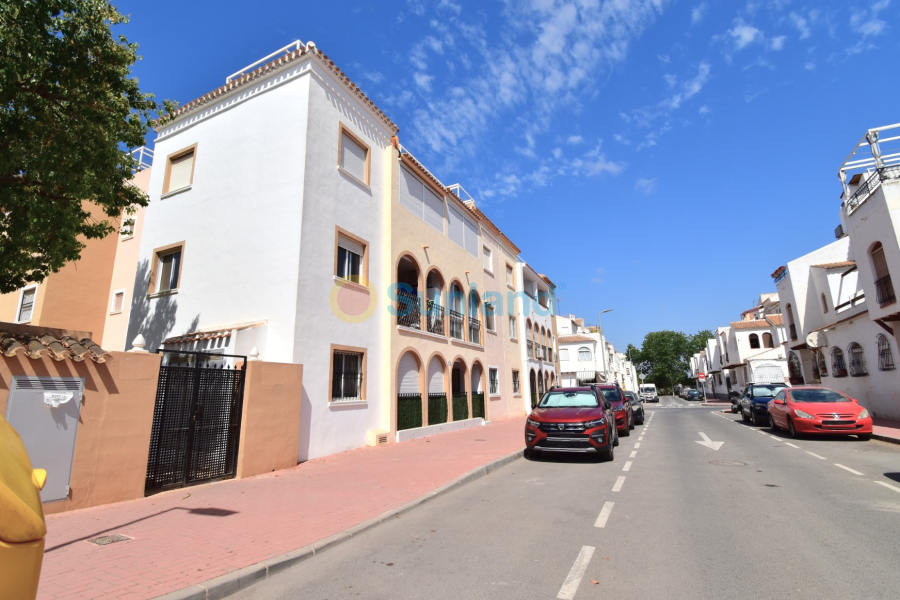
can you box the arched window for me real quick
[749,333,760,349]
[870,242,896,306]
[786,304,797,340]
[821,293,829,313]
[578,347,591,361]
[831,347,847,377]
[814,350,828,377]
[877,333,896,371]
[788,352,804,385]
[848,342,868,377]
[762,332,774,348]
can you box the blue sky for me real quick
[118,0,900,349]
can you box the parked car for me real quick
[623,391,645,424]
[639,383,659,403]
[596,384,635,436]
[768,386,873,439]
[525,387,618,460]
[686,389,702,401]
[739,383,788,425]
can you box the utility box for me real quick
[5,377,85,503]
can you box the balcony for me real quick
[527,340,534,358]
[468,316,481,345]
[449,310,465,341]
[397,289,421,330]
[875,275,896,306]
[426,301,444,335]
[846,165,900,214]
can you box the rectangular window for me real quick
[560,348,569,361]
[489,368,499,395]
[111,290,125,314]
[483,246,493,272]
[336,232,365,282]
[339,127,369,185]
[164,147,196,193]
[509,316,517,339]
[485,303,496,332]
[17,287,36,322]
[512,370,520,395]
[332,351,364,401]
[150,244,184,295]
[506,265,513,287]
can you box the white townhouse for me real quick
[554,314,636,390]
[128,41,397,461]
[515,263,559,408]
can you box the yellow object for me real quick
[0,414,47,600]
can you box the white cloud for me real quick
[614,134,631,145]
[699,105,710,114]
[362,71,385,84]
[658,54,671,63]
[789,12,811,39]
[660,62,711,110]
[413,72,434,92]
[769,35,787,51]
[591,267,605,284]
[804,61,816,70]
[729,22,763,50]
[692,3,708,24]
[851,0,891,37]
[664,73,678,88]
[567,135,584,145]
[635,177,658,194]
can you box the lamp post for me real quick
[597,309,613,381]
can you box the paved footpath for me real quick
[38,417,525,600]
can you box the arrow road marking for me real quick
[695,432,724,451]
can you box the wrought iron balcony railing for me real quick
[397,289,421,329]
[468,317,481,345]
[527,339,533,358]
[846,165,900,214]
[426,301,445,335]
[875,275,896,306]
[449,309,465,340]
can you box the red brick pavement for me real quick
[39,417,526,599]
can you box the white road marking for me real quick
[623,461,633,472]
[634,443,640,448]
[875,481,900,494]
[834,464,865,476]
[785,443,800,448]
[806,452,826,460]
[612,476,626,492]
[557,546,595,600]
[594,502,615,528]
[695,432,724,451]
[629,450,637,458]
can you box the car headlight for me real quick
[584,418,607,428]
[526,419,540,428]
[613,405,625,412]
[794,409,815,419]
[858,408,870,419]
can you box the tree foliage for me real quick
[631,329,714,392]
[0,0,174,293]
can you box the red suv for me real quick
[595,384,635,436]
[525,387,617,461]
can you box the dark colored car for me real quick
[623,391,645,424]
[739,383,788,426]
[686,389,702,401]
[596,384,634,436]
[525,387,618,460]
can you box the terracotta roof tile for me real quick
[0,330,107,362]
[766,314,784,326]
[730,320,770,330]
[163,323,264,345]
[810,261,856,269]
[558,335,596,343]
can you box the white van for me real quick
[640,384,659,403]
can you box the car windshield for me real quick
[600,389,622,404]
[751,385,784,398]
[539,391,599,408]
[790,389,849,403]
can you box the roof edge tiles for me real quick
[161,42,399,134]
[810,260,857,269]
[558,335,596,343]
[163,322,264,345]
[0,330,107,363]
[729,320,771,330]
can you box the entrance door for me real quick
[145,351,247,494]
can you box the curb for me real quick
[154,447,524,600]
[873,433,900,446]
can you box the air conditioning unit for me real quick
[367,429,390,447]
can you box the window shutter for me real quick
[397,353,420,395]
[423,188,444,232]
[448,205,465,248]
[113,292,124,313]
[338,233,365,257]
[18,288,35,321]
[399,166,425,218]
[560,348,569,361]
[341,132,368,183]
[168,151,194,191]
[483,247,492,271]
[464,218,479,257]
[428,357,444,394]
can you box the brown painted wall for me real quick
[236,361,304,478]
[0,351,161,515]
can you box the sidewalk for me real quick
[38,417,526,600]
[873,417,900,445]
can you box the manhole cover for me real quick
[86,534,132,546]
[709,460,746,466]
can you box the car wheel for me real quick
[613,427,620,446]
[621,423,630,437]
[770,415,779,431]
[750,411,759,426]
[636,413,644,425]
[741,407,750,423]
[858,434,872,441]
[629,415,635,430]
[603,441,615,462]
[788,418,797,438]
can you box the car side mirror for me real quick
[852,398,859,404]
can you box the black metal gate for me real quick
[145,350,247,494]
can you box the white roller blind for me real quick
[423,188,444,232]
[464,218,479,257]
[448,205,465,248]
[483,246,492,271]
[560,348,569,361]
[471,364,483,393]
[399,166,424,217]
[168,151,194,191]
[397,353,420,395]
[338,233,365,257]
[428,358,444,394]
[341,132,368,183]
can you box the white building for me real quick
[554,314,637,390]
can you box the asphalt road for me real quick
[231,396,900,600]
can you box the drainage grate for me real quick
[709,460,746,466]
[86,534,132,546]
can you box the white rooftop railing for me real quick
[130,146,153,171]
[226,40,304,83]
[838,123,900,213]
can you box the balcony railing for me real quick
[397,289,421,330]
[527,340,533,358]
[789,324,797,341]
[542,345,547,361]
[449,309,465,340]
[846,165,900,214]
[468,316,481,345]
[426,301,445,335]
[875,275,896,306]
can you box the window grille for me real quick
[489,369,499,395]
[831,347,848,377]
[847,343,868,377]
[815,350,828,377]
[332,352,363,400]
[512,371,520,394]
[877,333,895,371]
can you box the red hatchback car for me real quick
[525,387,617,461]
[767,386,873,439]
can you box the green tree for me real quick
[687,329,714,358]
[0,0,174,293]
[638,330,690,393]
